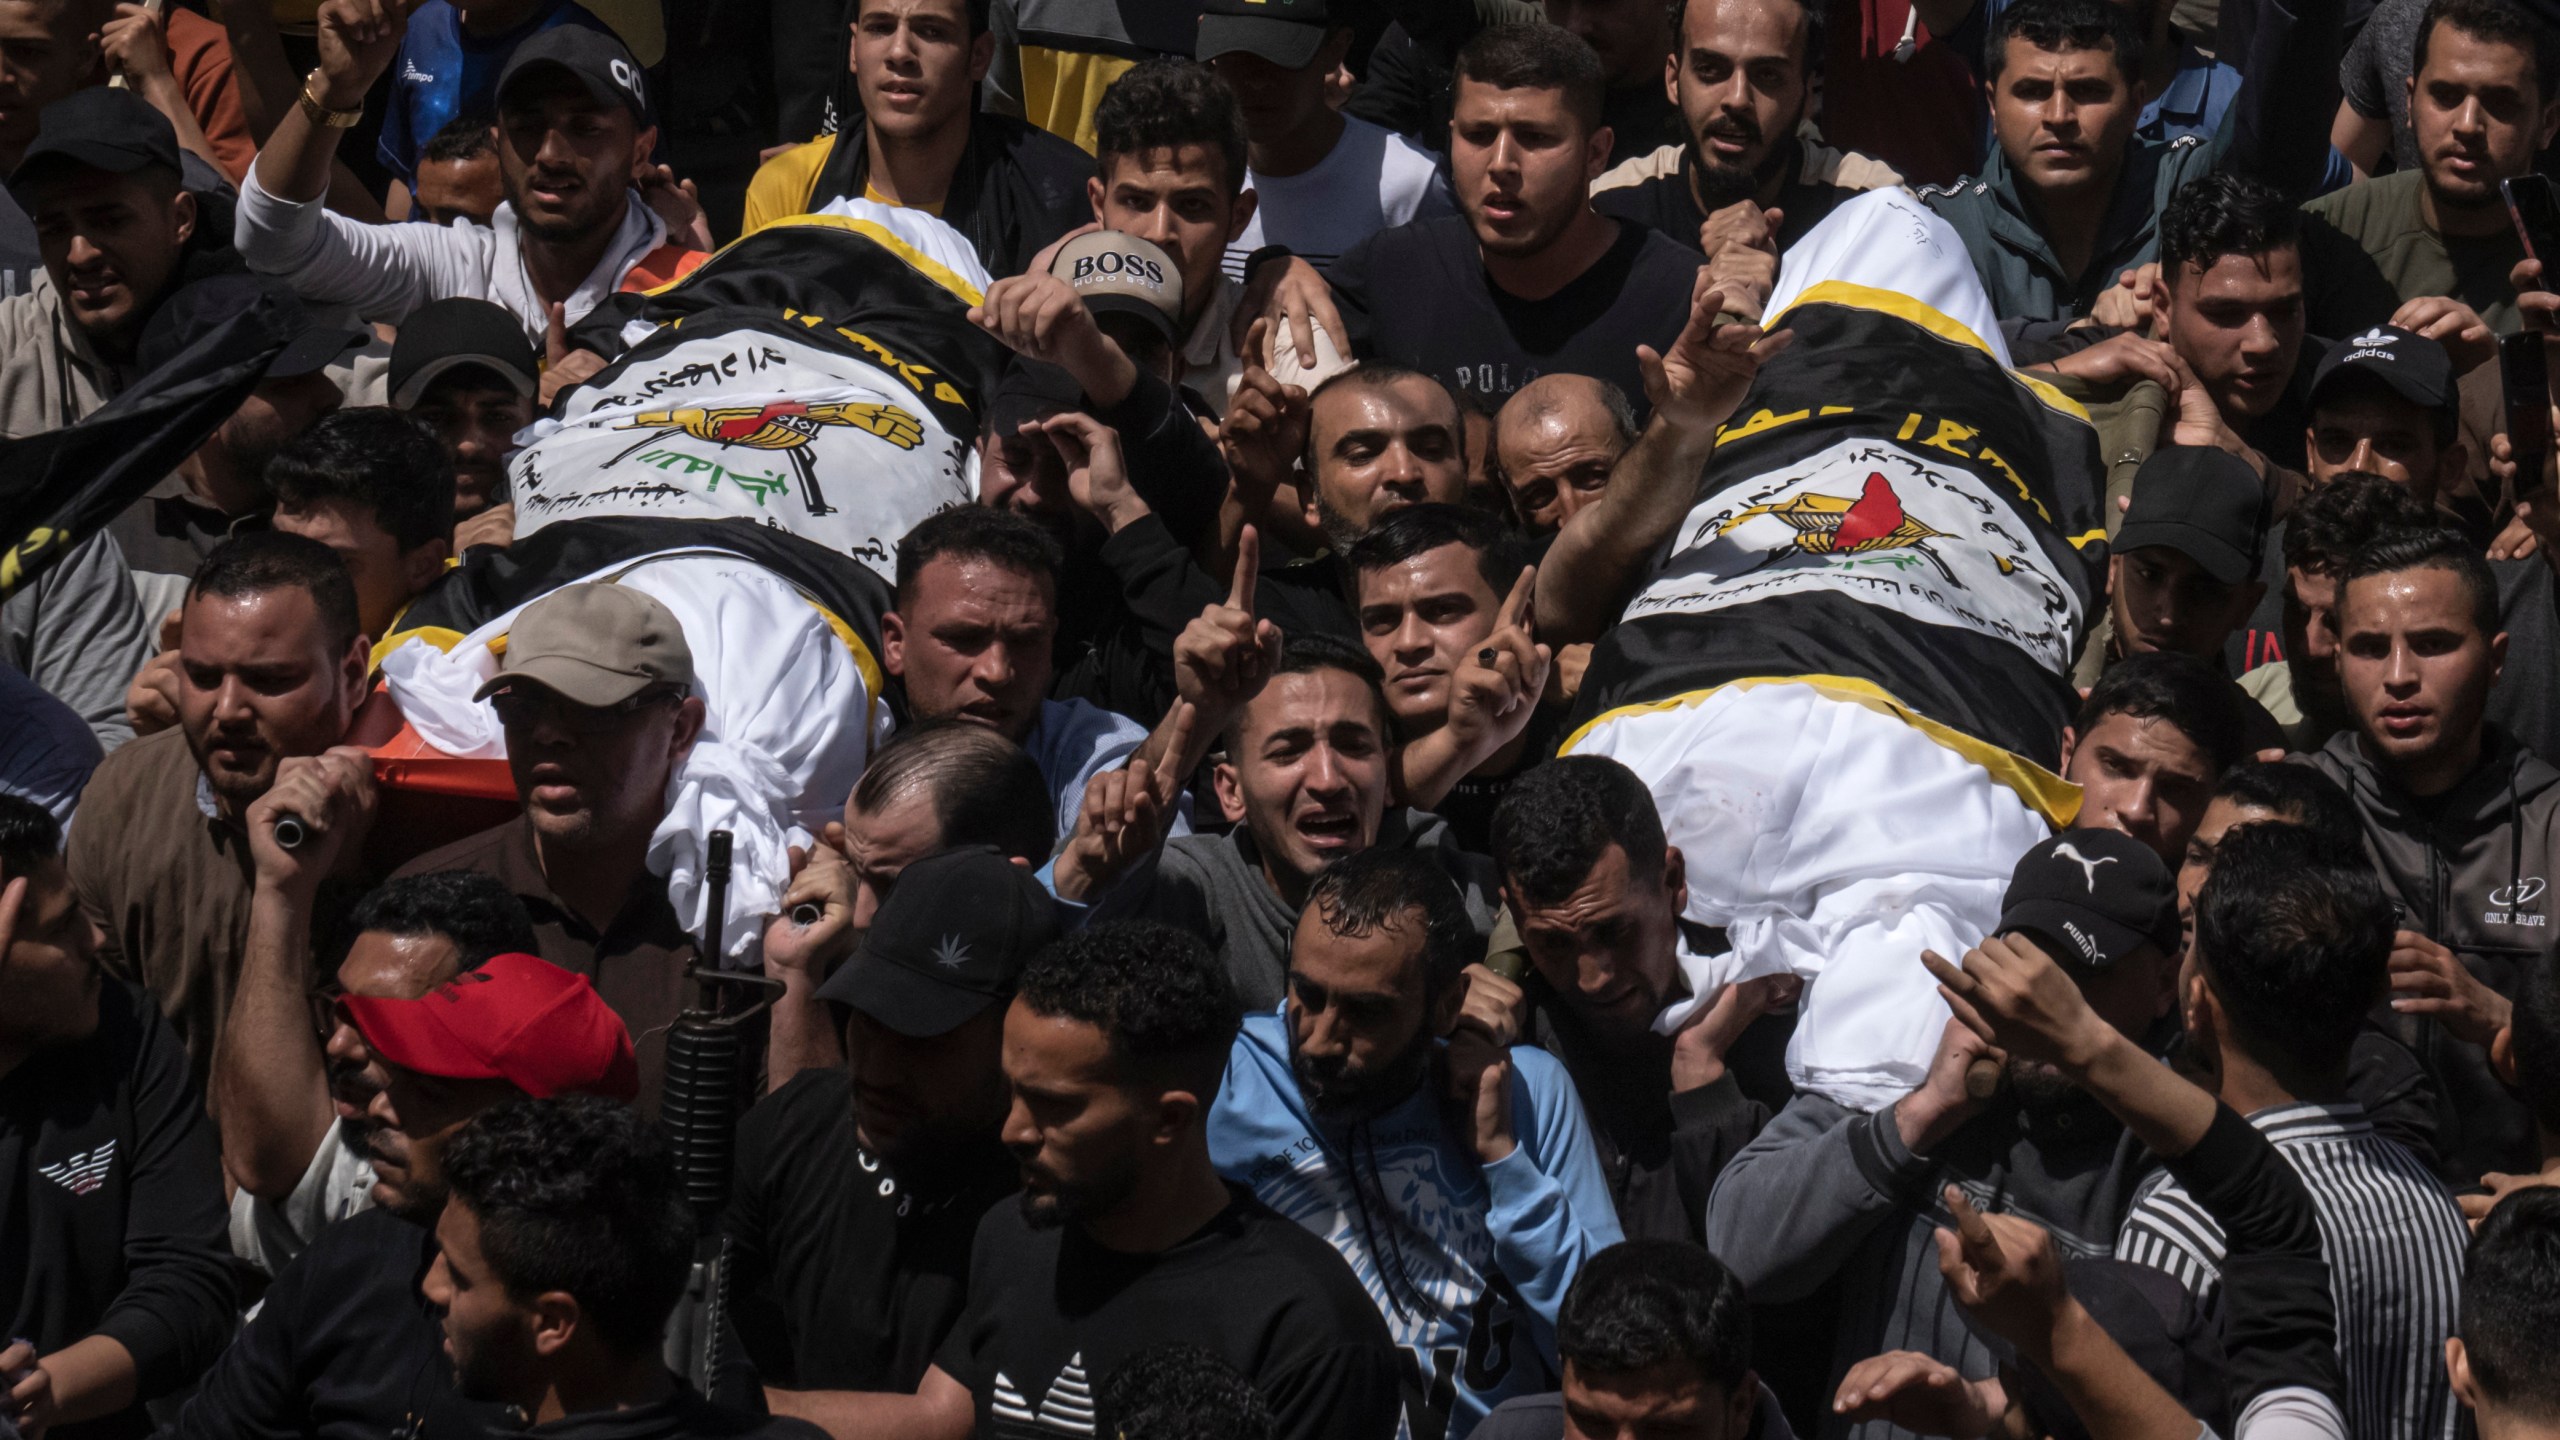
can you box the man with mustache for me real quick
[1208,848,1622,1439]
[66,533,372,1098]
[216,861,540,1275]
[163,949,637,1440]
[1704,828,2182,1438]
[240,8,702,342]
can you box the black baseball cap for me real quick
[497,25,651,126]
[134,274,364,382]
[1197,0,1337,68]
[815,846,1060,1037]
[2113,445,2267,585]
[1995,828,2179,969]
[2304,324,2457,422]
[8,87,182,194]
[988,357,1084,437]
[390,298,540,408]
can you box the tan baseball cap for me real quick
[1051,230,1183,343]
[473,584,695,707]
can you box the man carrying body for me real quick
[1210,848,1624,1436]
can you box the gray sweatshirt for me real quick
[4,528,149,752]
[1093,808,1501,1009]
[1703,1090,2151,1440]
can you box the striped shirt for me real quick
[2116,1101,2467,1440]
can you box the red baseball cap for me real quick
[343,952,639,1102]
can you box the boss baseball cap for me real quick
[1995,829,2180,969]
[343,952,640,1101]
[1051,230,1183,344]
[390,298,541,408]
[816,846,1061,1037]
[498,25,651,126]
[2114,446,2268,586]
[1197,0,1337,68]
[474,583,696,707]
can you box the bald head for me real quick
[1494,375,1634,534]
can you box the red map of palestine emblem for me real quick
[1719,472,1959,583]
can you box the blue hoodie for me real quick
[1208,1008,1625,1438]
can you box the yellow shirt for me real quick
[739,134,948,236]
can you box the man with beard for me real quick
[426,1098,826,1440]
[168,954,633,1440]
[1261,25,1704,417]
[216,863,540,1276]
[1592,0,1902,262]
[0,793,235,1440]
[1704,829,2183,1438]
[66,533,372,1097]
[389,298,540,553]
[723,847,1057,1429]
[864,921,1403,1440]
[391,583,706,1113]
[1208,848,1622,1438]
[240,16,703,342]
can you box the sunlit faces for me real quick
[2060,710,2218,864]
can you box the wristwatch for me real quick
[297,71,361,129]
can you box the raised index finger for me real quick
[1230,525,1261,613]
[1153,699,1198,805]
[1497,565,1536,632]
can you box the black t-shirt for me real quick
[1592,146,1860,257]
[720,1068,1017,1395]
[1330,215,1699,420]
[934,1185,1403,1440]
[1436,703,1567,855]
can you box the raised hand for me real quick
[1923,933,2114,1073]
[97,3,174,87]
[1220,322,1312,506]
[1443,566,1552,765]
[1172,525,1284,723]
[311,0,414,107]
[539,302,606,409]
[1040,409,1149,534]
[1638,267,1794,439]
[1053,699,1198,901]
[1933,1186,2071,1362]
[1255,257,1347,372]
[762,842,855,981]
[246,745,377,896]
[636,162,713,252]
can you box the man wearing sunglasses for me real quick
[392,582,708,1113]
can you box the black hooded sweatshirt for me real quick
[2304,726,2560,1181]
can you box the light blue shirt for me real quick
[1020,696,1191,850]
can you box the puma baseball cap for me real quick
[1996,829,2179,969]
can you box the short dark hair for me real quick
[267,408,458,554]
[1491,754,1668,908]
[347,871,539,972]
[1558,1240,1752,1393]
[2074,650,2248,776]
[1666,0,1827,79]
[2193,822,2393,1081]
[189,531,362,652]
[1228,634,1396,754]
[1455,23,1607,132]
[1017,921,1242,1096]
[1344,502,1531,597]
[2283,472,2438,574]
[1988,0,2145,82]
[2338,527,2501,640]
[2159,172,2301,278]
[439,1096,694,1356]
[2209,761,2364,864]
[0,792,61,881]
[850,718,1054,865]
[421,111,496,164]
[1304,848,1477,999]
[1093,60,1249,199]
[2461,1188,2560,1420]
[2512,957,2560,1139]
[894,505,1063,608]
[2415,0,2560,101]
[1096,1345,1275,1440]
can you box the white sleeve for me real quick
[234,166,491,324]
[2233,1388,2350,1440]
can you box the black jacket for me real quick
[164,1206,510,1440]
[808,110,1091,278]
[498,1389,827,1440]
[2304,728,2560,1181]
[1,980,231,1440]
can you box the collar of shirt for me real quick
[485,190,669,348]
[2141,36,2235,136]
[1181,272,1245,373]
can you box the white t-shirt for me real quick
[1221,114,1452,282]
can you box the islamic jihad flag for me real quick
[0,288,291,602]
[1569,194,2108,775]
[521,206,1008,580]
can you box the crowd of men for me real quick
[10,0,2560,1436]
